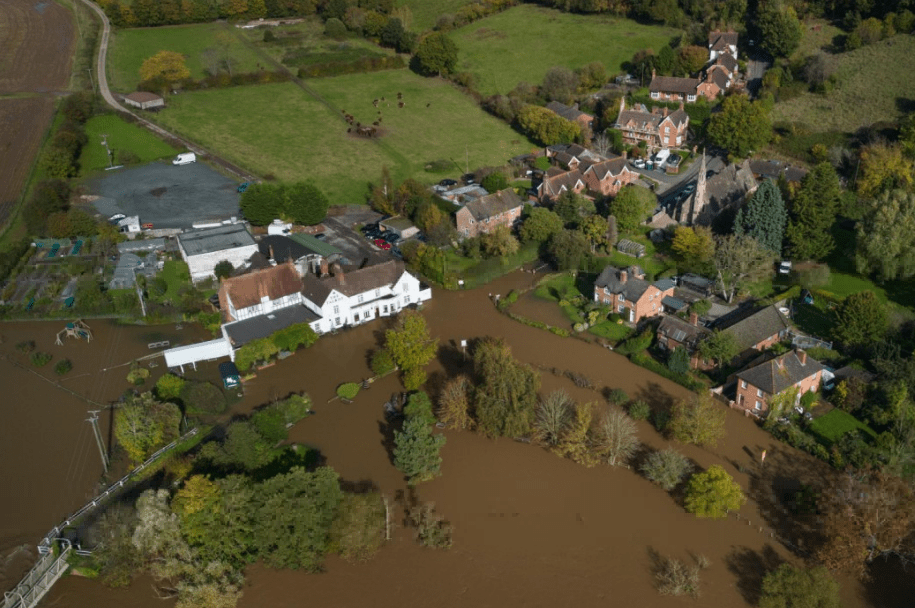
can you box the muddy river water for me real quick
[0,272,900,607]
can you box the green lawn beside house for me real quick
[451,5,679,96]
[809,409,877,446]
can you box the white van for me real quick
[172,152,196,166]
[652,148,671,165]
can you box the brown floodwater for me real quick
[1,273,900,607]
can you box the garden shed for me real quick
[124,92,165,110]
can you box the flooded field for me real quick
[0,272,902,607]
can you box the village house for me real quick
[734,349,824,416]
[548,143,605,171]
[545,102,595,137]
[714,305,793,362]
[615,99,689,149]
[536,168,587,204]
[749,159,809,186]
[593,266,676,323]
[649,73,701,103]
[456,188,525,237]
[300,259,431,333]
[123,92,165,110]
[217,261,305,323]
[657,312,712,369]
[580,156,639,197]
[177,223,258,283]
[708,30,739,61]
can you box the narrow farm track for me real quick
[78,0,258,182]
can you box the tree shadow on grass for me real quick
[724,544,784,605]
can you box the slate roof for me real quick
[716,53,738,73]
[749,160,809,183]
[709,31,738,50]
[461,188,524,221]
[708,68,729,91]
[661,295,687,310]
[594,266,671,303]
[125,92,163,104]
[218,262,303,312]
[737,350,824,396]
[539,170,585,198]
[617,104,662,131]
[658,314,709,347]
[301,259,405,307]
[178,224,255,257]
[649,76,699,95]
[545,102,593,124]
[118,238,166,253]
[259,235,314,263]
[287,233,342,258]
[222,305,320,348]
[718,305,792,352]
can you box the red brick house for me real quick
[615,99,689,149]
[734,349,824,417]
[657,312,712,369]
[716,305,792,363]
[455,188,524,238]
[545,102,595,139]
[580,157,639,197]
[593,266,676,323]
[536,168,587,204]
[649,73,701,103]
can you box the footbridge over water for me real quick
[2,545,71,608]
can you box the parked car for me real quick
[652,148,671,165]
[237,182,250,193]
[314,233,327,241]
[632,158,646,169]
[108,213,126,222]
[779,260,792,275]
[383,233,400,244]
[142,223,154,229]
[667,155,682,168]
[374,238,392,251]
[172,152,196,165]
[681,183,696,195]
[439,178,457,187]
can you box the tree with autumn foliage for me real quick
[139,50,190,84]
[384,310,438,390]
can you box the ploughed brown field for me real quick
[2,273,906,607]
[0,0,74,221]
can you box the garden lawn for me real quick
[771,34,915,133]
[809,409,877,446]
[396,0,472,32]
[108,22,262,92]
[154,73,535,203]
[451,5,678,96]
[156,260,191,304]
[78,114,178,175]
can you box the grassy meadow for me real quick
[107,23,262,92]
[78,114,178,175]
[237,17,396,67]
[396,0,472,32]
[153,70,536,203]
[451,5,679,96]
[771,34,915,133]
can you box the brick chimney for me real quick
[689,312,698,326]
[331,263,345,285]
[268,245,275,260]
[797,349,807,365]
[320,258,329,277]
[622,149,628,159]
[651,68,656,80]
[619,269,628,284]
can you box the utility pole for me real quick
[86,68,95,94]
[133,266,147,318]
[101,134,113,168]
[86,411,108,474]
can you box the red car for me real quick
[373,238,391,251]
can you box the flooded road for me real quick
[0,273,891,606]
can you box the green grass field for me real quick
[809,409,877,446]
[108,23,263,92]
[451,5,679,96]
[78,114,178,175]
[237,17,395,67]
[772,34,915,133]
[153,71,536,203]
[396,0,471,32]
